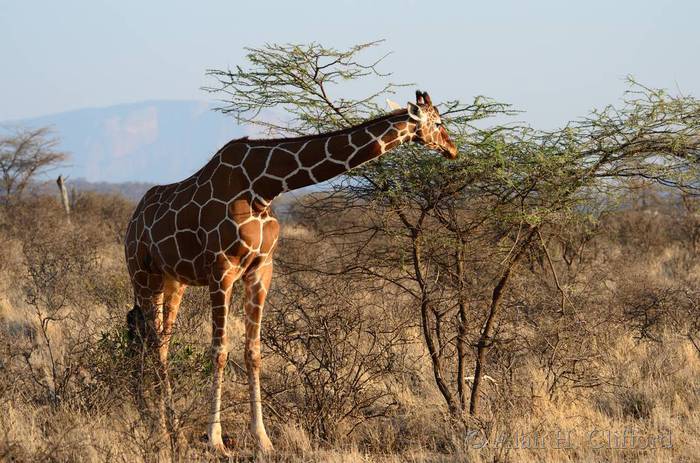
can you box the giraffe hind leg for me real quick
[158,278,187,451]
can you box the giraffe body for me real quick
[124,91,456,455]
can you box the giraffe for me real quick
[124,90,458,455]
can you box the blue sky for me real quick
[1,0,699,128]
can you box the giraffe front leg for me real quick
[207,265,237,456]
[243,261,274,453]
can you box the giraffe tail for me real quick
[126,304,146,357]
[126,304,148,408]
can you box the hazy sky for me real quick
[1,0,699,128]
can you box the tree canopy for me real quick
[206,41,700,416]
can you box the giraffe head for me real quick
[397,90,458,159]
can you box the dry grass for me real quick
[0,192,698,462]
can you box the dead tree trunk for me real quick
[56,175,71,222]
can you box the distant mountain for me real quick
[3,100,247,184]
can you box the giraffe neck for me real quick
[218,110,417,204]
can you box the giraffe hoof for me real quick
[257,434,274,454]
[202,433,233,457]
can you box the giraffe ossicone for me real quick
[124,90,458,454]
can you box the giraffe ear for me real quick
[407,102,423,121]
[386,98,402,111]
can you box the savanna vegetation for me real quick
[1,42,699,462]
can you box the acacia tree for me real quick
[207,41,700,420]
[335,82,700,415]
[0,126,67,205]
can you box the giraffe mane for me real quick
[230,109,409,145]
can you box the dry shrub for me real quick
[263,269,415,442]
[71,191,134,244]
[0,188,699,462]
